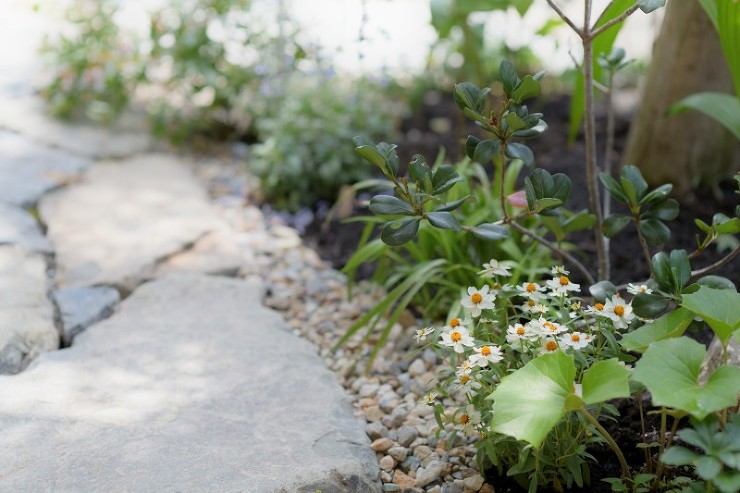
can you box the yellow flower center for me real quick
[516,326,525,335]
[527,300,535,307]
[460,375,470,384]
[471,293,483,304]
[493,282,501,289]
[595,303,604,311]
[546,340,558,351]
[544,321,557,332]
[481,346,491,356]
[460,414,470,424]
[640,286,647,292]
[450,318,460,328]
[559,276,570,286]
[571,333,581,342]
[526,283,537,292]
[451,331,462,342]
[614,306,625,316]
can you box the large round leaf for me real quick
[681,286,740,343]
[632,337,740,420]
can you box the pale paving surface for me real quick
[0,274,380,492]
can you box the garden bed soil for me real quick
[299,90,739,288]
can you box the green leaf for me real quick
[589,280,617,302]
[581,359,631,405]
[409,155,430,185]
[621,165,649,200]
[505,112,527,132]
[354,143,386,171]
[473,139,500,164]
[550,173,572,203]
[640,184,673,206]
[380,218,420,246]
[454,82,484,113]
[668,92,740,140]
[500,59,519,96]
[435,195,471,212]
[670,249,692,290]
[715,216,740,235]
[369,195,415,216]
[465,135,481,161]
[696,275,736,291]
[426,211,461,231]
[505,142,534,166]
[695,456,722,481]
[647,198,679,221]
[637,0,666,14]
[431,165,462,195]
[639,219,671,245]
[563,211,597,233]
[631,292,670,319]
[535,198,563,212]
[470,223,509,240]
[718,0,740,96]
[512,75,541,103]
[599,173,629,204]
[660,446,700,466]
[489,350,575,447]
[602,214,632,237]
[620,307,695,352]
[681,286,740,343]
[632,337,740,420]
[652,252,673,292]
[714,472,740,493]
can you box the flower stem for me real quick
[579,407,631,480]
[498,143,508,221]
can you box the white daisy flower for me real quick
[506,323,535,350]
[518,298,538,313]
[627,283,653,295]
[461,285,495,317]
[539,337,560,354]
[559,331,594,350]
[584,301,609,317]
[440,325,475,353]
[533,317,568,336]
[453,373,482,393]
[545,275,581,297]
[516,281,546,301]
[414,327,434,343]
[442,317,465,332]
[421,392,438,405]
[478,259,512,278]
[456,360,474,377]
[455,404,482,436]
[604,296,635,330]
[551,266,570,276]
[532,303,550,315]
[468,345,504,368]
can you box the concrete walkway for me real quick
[0,69,380,493]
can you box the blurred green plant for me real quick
[247,75,405,211]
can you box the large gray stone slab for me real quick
[0,203,53,253]
[154,229,247,278]
[0,246,58,374]
[54,286,120,346]
[0,274,380,492]
[0,130,90,208]
[40,154,223,292]
[0,96,152,159]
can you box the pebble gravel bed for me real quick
[194,158,495,493]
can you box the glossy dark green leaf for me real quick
[369,195,415,216]
[380,218,420,246]
[465,135,481,161]
[454,82,484,113]
[471,223,509,240]
[526,168,553,199]
[602,214,632,237]
[512,75,541,104]
[648,198,679,221]
[524,176,536,211]
[599,173,629,204]
[640,184,673,206]
[513,120,548,139]
[506,143,534,166]
[473,139,500,164]
[652,252,673,292]
[639,219,671,245]
[696,275,736,291]
[620,176,638,205]
[408,155,430,185]
[550,173,572,203]
[670,249,691,291]
[500,59,519,96]
[435,195,471,212]
[426,211,461,231]
[621,165,649,201]
[505,112,527,132]
[376,142,400,176]
[431,165,462,195]
[563,211,596,233]
[632,292,670,319]
[353,137,386,171]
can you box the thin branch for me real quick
[593,80,609,94]
[591,5,640,39]
[507,220,596,285]
[592,0,616,28]
[689,247,740,280]
[546,0,583,36]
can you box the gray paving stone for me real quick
[0,203,53,253]
[0,274,380,492]
[0,96,152,159]
[54,286,120,346]
[0,130,90,208]
[0,246,58,374]
[39,154,223,292]
[154,229,247,278]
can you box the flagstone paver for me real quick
[0,274,381,492]
[54,286,120,346]
[39,154,227,293]
[0,203,53,253]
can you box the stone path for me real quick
[0,97,380,490]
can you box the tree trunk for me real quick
[623,0,740,196]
